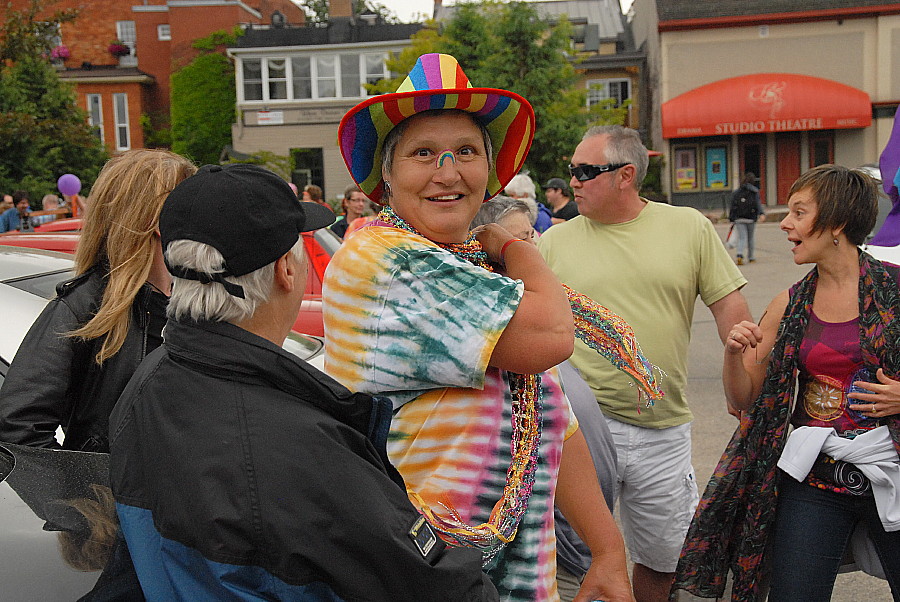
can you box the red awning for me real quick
[662,73,871,139]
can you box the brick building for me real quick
[14,0,305,153]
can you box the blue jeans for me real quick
[734,221,756,260]
[769,474,900,601]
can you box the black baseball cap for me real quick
[543,177,568,190]
[160,164,334,295]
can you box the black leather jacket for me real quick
[0,264,165,452]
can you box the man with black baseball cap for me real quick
[543,177,579,224]
[109,163,497,601]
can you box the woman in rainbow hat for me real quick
[324,54,634,602]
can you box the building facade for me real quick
[16,0,304,154]
[227,0,422,201]
[435,0,648,136]
[630,0,900,208]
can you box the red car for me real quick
[0,227,339,336]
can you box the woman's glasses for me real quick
[568,162,630,182]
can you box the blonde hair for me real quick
[71,149,197,364]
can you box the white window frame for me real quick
[113,93,130,151]
[157,24,171,41]
[237,52,389,103]
[586,78,631,109]
[86,94,104,144]
[116,21,136,54]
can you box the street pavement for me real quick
[671,219,892,600]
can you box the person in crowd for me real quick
[675,165,900,601]
[109,163,497,601]
[0,150,197,452]
[302,183,333,212]
[505,172,552,233]
[471,195,618,601]
[538,125,751,602]
[729,171,766,265]
[470,195,537,244]
[331,184,370,239]
[326,53,634,602]
[544,177,579,224]
[0,190,32,232]
[0,193,13,212]
[32,194,61,225]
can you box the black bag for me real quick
[729,190,757,221]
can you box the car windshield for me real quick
[4,270,73,300]
[282,331,324,361]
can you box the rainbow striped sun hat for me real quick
[338,53,535,205]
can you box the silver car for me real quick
[0,246,324,600]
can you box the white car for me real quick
[0,246,325,599]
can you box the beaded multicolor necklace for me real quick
[374,206,541,562]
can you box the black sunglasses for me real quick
[568,162,630,182]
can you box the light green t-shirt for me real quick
[538,201,747,428]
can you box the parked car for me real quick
[0,226,342,336]
[0,245,327,599]
[34,217,83,232]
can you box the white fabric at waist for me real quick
[777,425,900,531]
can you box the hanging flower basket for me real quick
[50,45,70,59]
[108,41,130,57]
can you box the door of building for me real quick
[739,135,766,204]
[775,132,801,205]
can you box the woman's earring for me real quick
[833,237,839,246]
[384,181,391,192]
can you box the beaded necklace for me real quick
[371,206,664,562]
[374,206,541,562]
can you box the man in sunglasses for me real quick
[538,125,751,602]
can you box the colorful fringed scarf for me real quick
[673,252,900,602]
[371,206,663,559]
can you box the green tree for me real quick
[170,28,241,165]
[371,1,629,185]
[225,150,292,181]
[0,1,107,201]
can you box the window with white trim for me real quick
[238,52,389,102]
[86,94,103,143]
[116,21,136,55]
[157,24,171,41]
[586,78,631,108]
[113,93,130,151]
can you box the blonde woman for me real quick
[0,149,196,452]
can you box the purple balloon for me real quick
[57,174,81,196]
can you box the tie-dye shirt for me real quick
[324,226,576,602]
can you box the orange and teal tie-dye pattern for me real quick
[324,226,576,601]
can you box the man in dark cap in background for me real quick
[544,177,579,224]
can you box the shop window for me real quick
[703,145,729,191]
[674,146,698,191]
[809,132,834,168]
[86,94,103,143]
[292,148,324,192]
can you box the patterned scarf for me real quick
[673,251,900,601]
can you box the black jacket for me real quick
[110,320,497,601]
[0,265,165,452]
